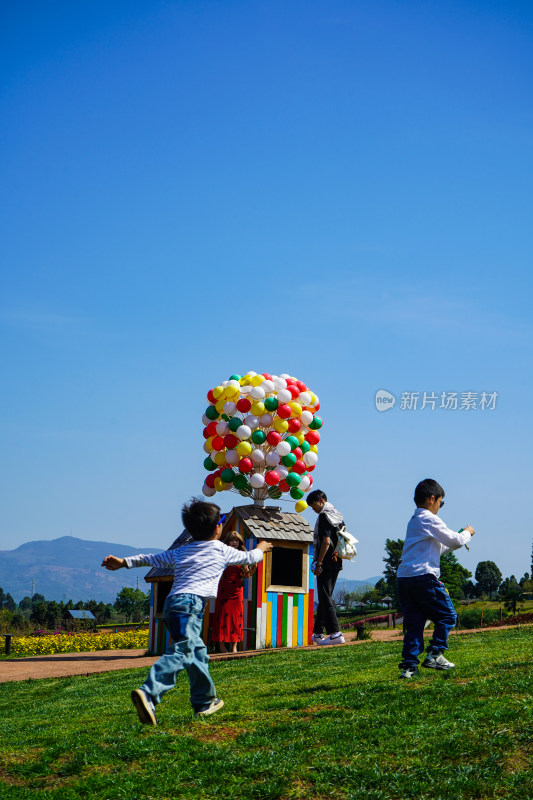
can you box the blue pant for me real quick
[397,574,457,669]
[141,593,216,709]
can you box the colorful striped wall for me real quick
[147,515,315,655]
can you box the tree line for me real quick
[0,587,150,632]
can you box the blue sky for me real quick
[1,0,532,585]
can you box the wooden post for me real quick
[480,609,483,627]
[4,634,12,655]
[500,606,502,622]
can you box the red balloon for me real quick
[279,479,290,492]
[238,458,253,473]
[214,468,223,478]
[305,431,320,445]
[315,402,320,411]
[277,404,292,419]
[202,427,211,440]
[237,397,251,413]
[285,378,295,385]
[205,474,216,488]
[308,475,313,486]
[292,460,306,474]
[266,430,281,446]
[262,373,273,380]
[212,436,225,451]
[265,470,280,486]
[206,421,218,437]
[293,447,303,459]
[306,464,316,472]
[288,385,300,399]
[296,381,307,392]
[223,434,238,449]
[287,418,301,433]
[207,389,216,403]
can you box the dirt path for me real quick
[0,624,529,684]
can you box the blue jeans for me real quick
[397,574,457,669]
[141,593,216,709]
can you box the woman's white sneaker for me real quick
[319,633,345,645]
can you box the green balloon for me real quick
[286,436,299,450]
[233,474,248,490]
[264,397,278,411]
[203,457,217,471]
[251,430,266,445]
[221,468,235,483]
[290,487,304,500]
[310,416,323,430]
[300,441,311,454]
[228,417,242,432]
[229,374,241,381]
[221,414,230,421]
[286,472,301,487]
[267,487,282,499]
[282,453,297,468]
[205,405,219,420]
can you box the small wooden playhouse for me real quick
[145,505,315,655]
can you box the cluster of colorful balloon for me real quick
[201,372,322,513]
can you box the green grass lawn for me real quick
[0,627,531,800]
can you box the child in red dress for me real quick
[212,531,256,653]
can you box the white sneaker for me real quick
[311,633,325,644]
[422,651,455,670]
[319,633,345,645]
[131,689,157,725]
[399,666,419,679]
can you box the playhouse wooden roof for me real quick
[232,505,314,542]
[143,506,313,582]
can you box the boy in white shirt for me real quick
[397,479,475,679]
[102,499,271,724]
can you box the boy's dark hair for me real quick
[414,479,445,506]
[181,498,221,540]
[307,489,327,505]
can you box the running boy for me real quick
[397,479,475,679]
[102,499,272,724]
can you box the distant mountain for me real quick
[0,536,167,603]
[335,577,383,594]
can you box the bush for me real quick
[8,628,149,657]
[459,607,507,628]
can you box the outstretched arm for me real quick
[101,555,127,571]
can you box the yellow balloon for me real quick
[289,402,302,417]
[212,385,224,399]
[206,436,215,451]
[251,401,265,416]
[239,376,250,386]
[213,451,226,466]
[296,432,305,444]
[273,418,289,433]
[295,500,308,513]
[310,444,318,453]
[251,374,263,387]
[215,398,226,413]
[308,392,317,405]
[236,441,252,456]
[226,384,239,397]
[214,478,226,491]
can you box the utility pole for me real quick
[31,579,35,598]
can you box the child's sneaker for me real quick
[311,633,325,644]
[422,651,455,670]
[399,666,419,679]
[194,697,224,718]
[131,688,157,725]
[319,632,345,645]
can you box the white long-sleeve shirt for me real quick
[125,540,263,599]
[397,508,472,579]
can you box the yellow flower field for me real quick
[10,629,149,656]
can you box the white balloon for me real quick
[277,388,292,404]
[240,384,253,394]
[245,414,259,429]
[265,451,280,466]
[312,394,320,407]
[259,413,273,427]
[300,410,313,426]
[246,371,257,378]
[236,425,252,440]
[216,420,229,435]
[298,392,312,406]
[223,401,237,415]
[303,451,318,466]
[276,465,289,479]
[250,449,265,464]
[225,449,240,465]
[273,377,287,391]
[250,386,265,400]
[202,484,216,497]
[202,414,210,426]
[299,476,311,491]
[203,442,211,454]
[280,373,291,379]
[228,380,240,389]
[250,473,265,488]
[262,380,275,393]
[276,441,291,456]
